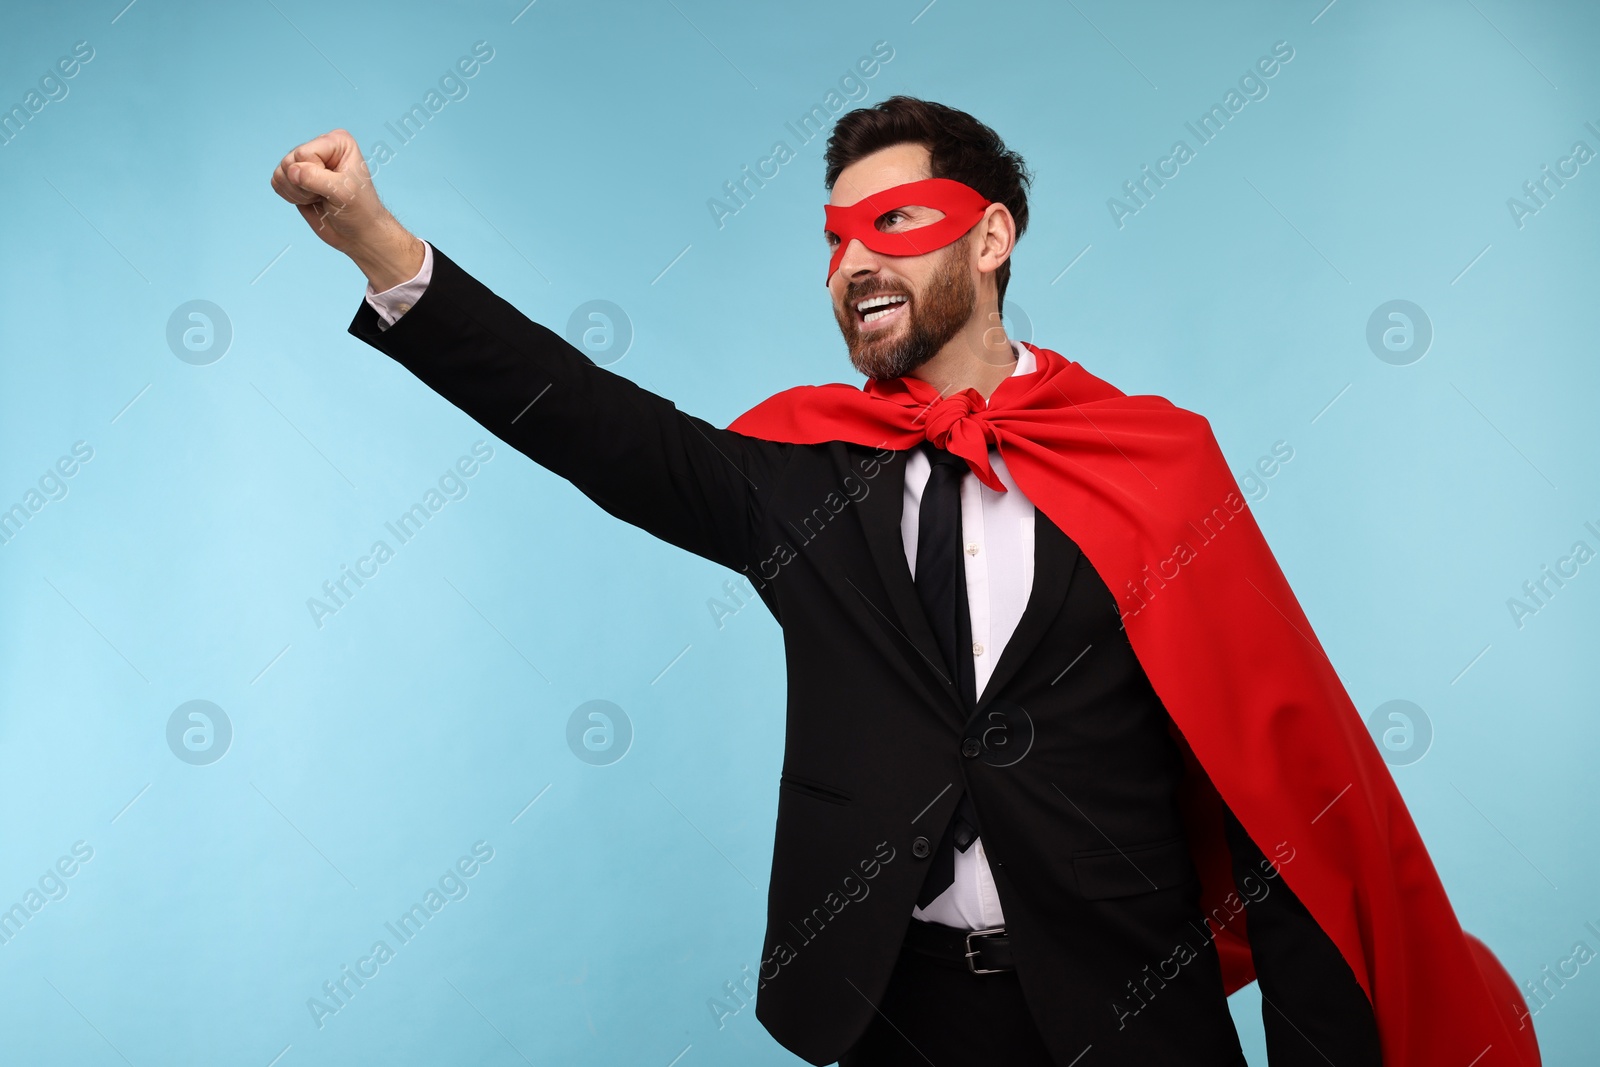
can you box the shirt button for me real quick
[396,302,412,313]
[966,542,980,556]
[961,737,982,758]
[972,642,984,656]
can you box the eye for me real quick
[876,209,908,230]
[824,230,840,247]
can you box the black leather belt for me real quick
[904,919,1015,974]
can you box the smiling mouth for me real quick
[855,293,909,330]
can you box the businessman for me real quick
[271,97,1536,1067]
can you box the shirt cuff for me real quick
[364,240,434,332]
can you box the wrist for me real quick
[351,224,424,292]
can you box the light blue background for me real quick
[1,0,1596,1063]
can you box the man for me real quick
[271,97,1534,1067]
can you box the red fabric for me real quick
[728,342,1539,1065]
[823,178,991,283]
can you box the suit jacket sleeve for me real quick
[1221,804,1383,1065]
[346,244,791,573]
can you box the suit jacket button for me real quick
[911,836,931,859]
[961,737,981,758]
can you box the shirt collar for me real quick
[1010,338,1036,376]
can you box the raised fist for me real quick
[270,128,422,290]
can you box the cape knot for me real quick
[920,390,986,450]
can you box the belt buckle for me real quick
[963,925,1007,974]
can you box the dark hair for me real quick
[823,95,1032,312]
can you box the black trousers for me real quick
[836,813,1384,1067]
[837,932,1057,1067]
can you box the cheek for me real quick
[829,285,851,319]
[896,261,934,297]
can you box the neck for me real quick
[906,300,1017,400]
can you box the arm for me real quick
[1221,804,1382,1066]
[271,129,790,571]
[348,241,788,568]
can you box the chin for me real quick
[846,323,934,380]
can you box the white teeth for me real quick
[856,294,908,313]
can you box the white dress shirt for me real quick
[365,244,1038,929]
[902,344,1035,930]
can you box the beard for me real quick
[834,238,976,381]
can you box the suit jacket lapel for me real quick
[853,447,1084,734]
[855,446,970,731]
[970,507,1081,724]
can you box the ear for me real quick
[973,202,1016,279]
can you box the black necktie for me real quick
[912,441,983,910]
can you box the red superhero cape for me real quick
[727,342,1539,1066]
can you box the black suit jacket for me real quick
[347,246,1379,1066]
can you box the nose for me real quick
[834,237,880,284]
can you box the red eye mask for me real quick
[824,178,993,284]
